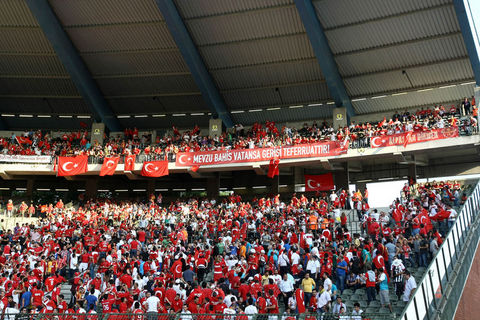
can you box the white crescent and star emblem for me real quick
[62,161,78,172]
[371,136,387,148]
[106,160,116,167]
[307,179,321,189]
[145,163,158,173]
[175,265,181,274]
[178,154,192,165]
[126,157,133,166]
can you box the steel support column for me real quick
[294,0,356,118]
[154,0,234,128]
[25,0,122,132]
[453,0,480,85]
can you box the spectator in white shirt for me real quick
[403,271,417,302]
[279,274,295,307]
[244,298,258,320]
[316,289,331,314]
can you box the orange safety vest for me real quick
[321,218,329,230]
[7,203,13,211]
[308,215,318,230]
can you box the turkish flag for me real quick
[267,159,279,178]
[430,209,450,221]
[99,157,119,176]
[124,155,136,171]
[170,259,183,279]
[141,160,169,177]
[16,136,32,145]
[378,117,386,128]
[305,173,334,191]
[57,155,88,176]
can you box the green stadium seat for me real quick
[369,300,381,308]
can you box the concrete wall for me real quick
[455,241,480,320]
[0,216,39,231]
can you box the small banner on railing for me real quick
[0,155,52,163]
[370,127,459,148]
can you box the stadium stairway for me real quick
[61,282,73,305]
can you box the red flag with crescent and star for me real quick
[267,159,280,178]
[141,160,169,177]
[124,155,136,171]
[57,155,88,176]
[304,173,334,191]
[99,157,119,176]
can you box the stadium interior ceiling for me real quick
[0,0,477,130]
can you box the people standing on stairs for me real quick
[403,270,417,302]
[376,267,393,313]
[391,257,405,299]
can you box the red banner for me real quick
[370,127,459,148]
[57,155,88,176]
[305,173,334,191]
[175,141,347,166]
[124,155,136,171]
[141,161,169,177]
[99,157,119,176]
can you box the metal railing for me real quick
[399,180,480,320]
[0,312,393,320]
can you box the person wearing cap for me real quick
[391,256,405,299]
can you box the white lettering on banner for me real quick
[175,141,346,166]
[0,155,52,163]
[370,128,459,148]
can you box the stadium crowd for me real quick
[0,100,477,162]
[0,179,465,318]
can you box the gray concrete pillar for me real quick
[288,167,304,193]
[269,174,279,195]
[85,178,98,200]
[207,173,220,199]
[26,179,34,199]
[333,107,348,129]
[356,181,366,194]
[147,179,155,198]
[408,162,417,185]
[334,163,349,192]
[90,123,105,145]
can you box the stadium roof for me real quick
[0,0,477,130]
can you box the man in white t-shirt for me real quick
[244,298,258,320]
[329,191,338,203]
[291,249,301,265]
[143,292,160,313]
[323,273,332,292]
[306,255,321,278]
[403,271,417,302]
[316,289,331,314]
